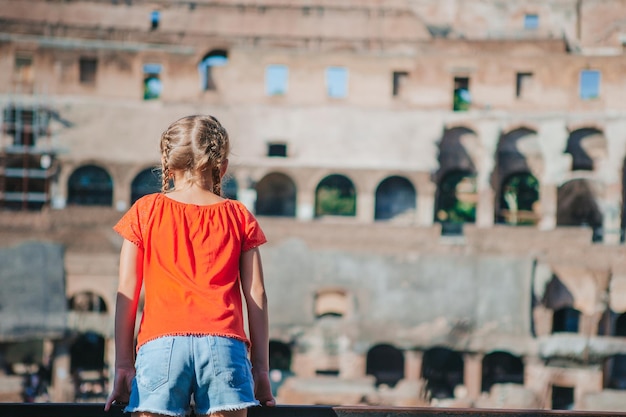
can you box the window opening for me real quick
[524,14,539,30]
[498,173,539,226]
[150,10,160,30]
[580,70,600,100]
[453,77,471,111]
[516,72,533,98]
[267,143,287,157]
[366,344,404,387]
[326,66,348,98]
[143,63,162,100]
[199,50,228,91]
[392,71,408,97]
[552,385,574,410]
[552,307,580,333]
[266,65,288,96]
[79,57,97,85]
[130,168,161,204]
[14,52,34,84]
[315,174,356,217]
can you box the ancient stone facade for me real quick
[1,0,626,411]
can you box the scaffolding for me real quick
[0,96,58,211]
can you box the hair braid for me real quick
[160,136,172,192]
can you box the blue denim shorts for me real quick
[126,335,258,416]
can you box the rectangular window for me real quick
[267,142,287,157]
[265,65,288,96]
[524,14,539,30]
[453,77,471,111]
[79,57,97,84]
[326,66,348,98]
[579,69,600,100]
[143,63,162,100]
[392,71,408,97]
[14,52,34,83]
[150,10,160,30]
[516,72,533,98]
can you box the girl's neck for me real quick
[167,181,224,206]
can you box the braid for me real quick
[200,117,229,196]
[160,135,171,192]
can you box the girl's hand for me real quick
[252,369,276,407]
[104,366,135,411]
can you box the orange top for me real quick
[113,193,267,350]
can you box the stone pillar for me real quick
[238,187,257,214]
[463,353,483,401]
[296,188,315,221]
[602,184,622,245]
[417,182,436,226]
[50,340,74,402]
[523,356,550,408]
[538,183,557,231]
[476,187,494,228]
[356,191,374,223]
[404,350,423,381]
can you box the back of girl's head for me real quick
[160,115,230,195]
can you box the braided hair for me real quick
[159,115,230,195]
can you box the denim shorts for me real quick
[125,335,258,416]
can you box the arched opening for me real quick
[255,172,296,217]
[497,172,539,225]
[269,340,293,396]
[435,170,477,224]
[481,351,524,392]
[68,291,107,313]
[366,344,404,387]
[493,127,542,226]
[67,165,113,206]
[608,313,626,389]
[70,332,107,401]
[552,307,581,333]
[565,128,606,171]
[198,50,228,91]
[422,347,464,399]
[222,175,238,200]
[130,168,161,204]
[557,179,603,241]
[374,176,416,221]
[315,174,356,217]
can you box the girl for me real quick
[105,115,275,417]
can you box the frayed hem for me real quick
[195,401,259,415]
[124,406,191,416]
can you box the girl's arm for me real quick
[240,247,276,407]
[105,239,143,411]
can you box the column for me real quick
[463,353,483,401]
[416,182,435,226]
[538,183,557,231]
[296,187,314,221]
[476,187,494,228]
[50,340,74,402]
[602,183,622,245]
[356,192,374,223]
[404,350,423,381]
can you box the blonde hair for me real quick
[160,115,230,195]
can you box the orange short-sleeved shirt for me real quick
[113,193,267,350]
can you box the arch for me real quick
[615,312,626,337]
[366,344,404,387]
[422,347,464,399]
[436,126,478,181]
[255,172,296,217]
[130,168,161,204]
[481,351,524,392]
[374,176,416,221]
[70,332,105,372]
[198,49,228,91]
[552,307,581,333]
[67,165,113,206]
[497,172,539,225]
[269,340,293,396]
[565,128,607,171]
[315,174,356,217]
[557,179,603,229]
[222,175,238,200]
[68,291,108,313]
[435,170,477,224]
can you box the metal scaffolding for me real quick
[0,96,58,211]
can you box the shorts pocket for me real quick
[214,337,252,389]
[135,337,174,391]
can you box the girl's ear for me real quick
[220,159,229,178]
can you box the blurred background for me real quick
[1,0,626,412]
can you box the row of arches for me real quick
[64,162,608,232]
